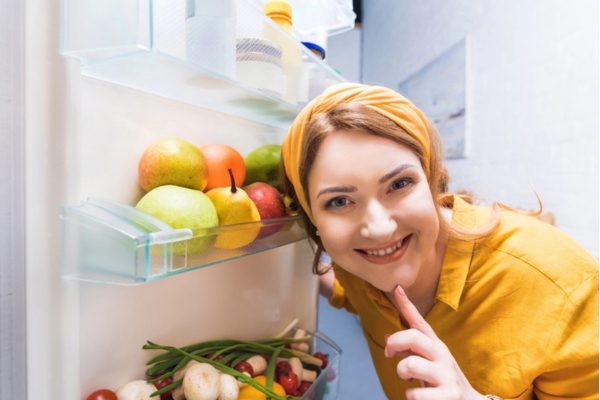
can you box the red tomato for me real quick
[234,360,254,376]
[151,376,174,400]
[313,351,328,369]
[275,360,293,381]
[206,352,224,361]
[86,389,118,400]
[298,380,312,393]
[278,370,299,395]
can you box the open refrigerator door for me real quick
[25,0,352,398]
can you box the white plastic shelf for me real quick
[60,198,308,285]
[60,0,347,129]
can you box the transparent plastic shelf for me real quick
[60,198,307,285]
[60,0,347,129]
[301,330,342,400]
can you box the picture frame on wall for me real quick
[398,37,470,159]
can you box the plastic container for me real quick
[298,41,326,107]
[236,37,284,98]
[185,0,236,79]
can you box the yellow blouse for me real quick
[329,196,598,399]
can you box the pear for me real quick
[138,138,209,192]
[206,169,261,249]
[136,185,218,255]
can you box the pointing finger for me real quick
[394,285,436,339]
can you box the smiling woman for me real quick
[279,83,599,400]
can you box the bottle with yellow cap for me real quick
[262,0,301,105]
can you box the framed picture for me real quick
[398,38,469,159]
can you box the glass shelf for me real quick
[60,0,347,129]
[60,198,308,285]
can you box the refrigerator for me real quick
[25,0,355,398]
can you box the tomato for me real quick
[238,375,286,400]
[278,370,299,395]
[86,389,118,400]
[313,351,328,369]
[275,360,293,381]
[150,376,174,400]
[206,352,224,361]
[298,380,312,393]
[234,360,254,376]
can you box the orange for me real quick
[200,144,246,192]
[238,376,286,400]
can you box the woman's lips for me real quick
[355,234,412,264]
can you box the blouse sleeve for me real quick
[534,272,599,399]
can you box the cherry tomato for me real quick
[86,389,118,400]
[278,370,299,395]
[275,360,293,381]
[234,360,254,376]
[150,376,174,400]
[313,351,328,369]
[206,352,224,361]
[298,380,312,393]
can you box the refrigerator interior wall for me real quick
[52,58,323,398]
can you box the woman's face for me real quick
[308,129,441,293]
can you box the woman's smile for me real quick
[355,234,411,264]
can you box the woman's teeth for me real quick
[365,240,403,256]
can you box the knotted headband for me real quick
[282,82,431,223]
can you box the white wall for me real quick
[361,0,599,256]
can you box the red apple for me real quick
[243,182,286,238]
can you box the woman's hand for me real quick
[385,285,486,400]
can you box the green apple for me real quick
[136,185,218,255]
[138,138,209,192]
[244,144,282,192]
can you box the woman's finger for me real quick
[405,387,450,400]
[394,285,437,339]
[396,355,440,386]
[385,328,437,360]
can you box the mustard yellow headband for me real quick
[282,82,431,223]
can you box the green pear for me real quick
[138,138,209,192]
[136,185,218,255]
[206,169,261,249]
[244,144,282,192]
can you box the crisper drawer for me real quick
[60,197,307,285]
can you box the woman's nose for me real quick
[359,200,397,239]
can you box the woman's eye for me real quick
[390,178,413,191]
[325,197,349,209]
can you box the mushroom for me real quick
[171,359,201,400]
[289,329,310,353]
[182,363,221,400]
[218,373,240,400]
[115,380,160,400]
[288,357,317,386]
[245,355,268,376]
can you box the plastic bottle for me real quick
[262,0,301,105]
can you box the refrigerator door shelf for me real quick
[60,199,307,285]
[60,0,347,129]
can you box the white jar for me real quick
[236,38,284,98]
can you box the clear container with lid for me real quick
[298,41,326,107]
[236,37,284,98]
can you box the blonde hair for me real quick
[280,103,539,274]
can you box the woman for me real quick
[280,83,598,399]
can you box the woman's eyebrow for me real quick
[316,185,357,199]
[378,164,417,184]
